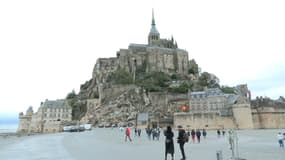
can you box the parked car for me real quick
[81,124,92,130]
[63,125,85,132]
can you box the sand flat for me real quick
[0,129,284,160]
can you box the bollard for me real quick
[216,150,223,160]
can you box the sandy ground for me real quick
[0,128,284,160]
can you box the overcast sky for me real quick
[0,0,284,118]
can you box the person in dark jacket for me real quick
[177,125,186,160]
[164,126,174,160]
[202,129,207,139]
[196,129,201,143]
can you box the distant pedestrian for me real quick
[196,129,201,143]
[222,130,226,136]
[146,127,152,140]
[191,129,196,143]
[138,128,141,137]
[164,126,174,160]
[217,129,221,138]
[125,127,132,142]
[134,128,138,136]
[277,132,284,148]
[157,128,161,140]
[177,125,186,160]
[152,128,157,140]
[202,129,207,139]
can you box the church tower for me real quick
[148,9,160,45]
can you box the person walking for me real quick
[196,129,201,143]
[152,128,157,140]
[138,128,141,137]
[125,127,132,142]
[202,129,207,139]
[146,127,152,140]
[164,126,174,160]
[157,127,161,140]
[177,125,186,160]
[134,127,138,136]
[217,129,221,138]
[191,129,196,143]
[277,132,284,148]
[222,130,226,137]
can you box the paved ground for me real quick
[0,128,284,160]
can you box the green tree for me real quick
[198,72,220,88]
[188,59,199,75]
[66,90,87,120]
[136,71,171,92]
[66,89,77,99]
[107,69,133,84]
[221,86,236,94]
[169,82,191,93]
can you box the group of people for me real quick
[187,129,207,143]
[124,125,207,159]
[124,127,161,142]
[164,126,208,160]
[216,129,226,137]
[124,125,285,160]
[145,127,161,140]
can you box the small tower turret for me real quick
[26,106,34,116]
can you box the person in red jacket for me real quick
[125,127,132,142]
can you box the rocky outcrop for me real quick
[81,86,153,124]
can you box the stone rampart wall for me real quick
[252,108,285,129]
[174,112,235,130]
[167,93,188,102]
[43,121,62,133]
[17,116,31,133]
[232,104,254,129]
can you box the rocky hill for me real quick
[67,57,222,125]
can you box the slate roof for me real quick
[41,99,70,108]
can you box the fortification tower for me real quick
[17,106,33,133]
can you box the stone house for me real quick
[18,99,72,133]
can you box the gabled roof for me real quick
[42,99,70,108]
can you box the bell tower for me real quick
[148,9,160,45]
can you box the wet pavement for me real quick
[0,128,284,160]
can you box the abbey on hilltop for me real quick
[18,10,285,133]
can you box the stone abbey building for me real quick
[18,99,72,133]
[89,11,189,99]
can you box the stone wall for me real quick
[114,45,189,77]
[252,107,285,129]
[232,103,254,129]
[174,112,235,130]
[145,47,188,75]
[17,116,31,133]
[43,121,62,133]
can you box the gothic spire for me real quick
[152,8,155,25]
[150,9,159,34]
